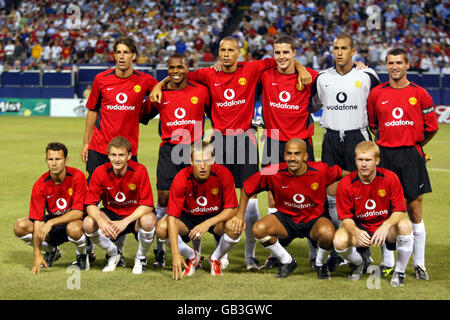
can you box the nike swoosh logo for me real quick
[46,195,54,198]
[107,187,114,190]
[106,87,114,91]
[355,196,362,200]
[163,101,170,105]
[214,83,222,86]
[272,82,278,85]
[419,184,424,188]
[281,185,289,189]
[381,100,389,104]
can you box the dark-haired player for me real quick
[334,141,413,287]
[231,138,348,279]
[141,53,209,268]
[156,142,239,279]
[80,36,158,261]
[83,137,156,274]
[368,48,439,280]
[14,142,88,273]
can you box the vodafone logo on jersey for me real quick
[224,89,235,100]
[269,90,300,110]
[174,107,186,119]
[283,193,313,209]
[279,91,291,103]
[106,92,136,111]
[109,191,137,207]
[52,197,70,216]
[216,88,246,108]
[365,199,376,210]
[166,107,196,127]
[116,93,128,104]
[56,198,68,210]
[190,196,219,214]
[356,199,388,219]
[384,106,414,127]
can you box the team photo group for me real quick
[13,31,439,289]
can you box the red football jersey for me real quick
[151,81,209,144]
[188,59,277,134]
[244,161,342,223]
[85,160,154,217]
[167,164,238,217]
[337,167,406,234]
[29,166,87,221]
[261,67,318,141]
[86,69,158,155]
[368,82,439,147]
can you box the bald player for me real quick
[231,138,349,279]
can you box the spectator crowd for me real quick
[0,0,449,74]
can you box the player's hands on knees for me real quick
[189,222,210,240]
[356,229,372,247]
[229,216,246,235]
[172,252,187,280]
[371,225,389,247]
[81,144,89,163]
[99,219,118,240]
[32,255,47,274]
[110,220,128,238]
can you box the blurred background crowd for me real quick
[0,0,449,74]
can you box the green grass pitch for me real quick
[0,116,449,300]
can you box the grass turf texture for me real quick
[0,116,449,300]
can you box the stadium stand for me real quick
[0,0,448,102]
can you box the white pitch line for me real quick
[428,168,450,173]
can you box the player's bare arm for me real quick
[86,205,118,239]
[189,207,237,240]
[81,110,98,163]
[342,218,371,247]
[422,130,438,147]
[149,76,170,103]
[371,211,407,247]
[294,60,312,87]
[230,190,250,235]
[110,205,154,236]
[31,220,48,274]
[326,169,351,196]
[167,215,187,280]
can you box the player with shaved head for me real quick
[231,138,349,279]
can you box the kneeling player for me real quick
[14,142,88,273]
[231,138,347,279]
[334,141,413,287]
[83,137,156,274]
[156,142,240,279]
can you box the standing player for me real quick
[230,138,348,279]
[156,142,240,279]
[83,137,156,274]
[80,36,158,262]
[141,53,209,268]
[334,141,413,287]
[312,33,380,270]
[368,48,439,280]
[14,142,88,273]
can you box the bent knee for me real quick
[333,228,351,251]
[14,217,33,236]
[397,219,413,235]
[139,213,156,231]
[156,217,168,240]
[252,220,268,239]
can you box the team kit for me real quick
[14,35,439,288]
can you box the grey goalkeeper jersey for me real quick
[313,66,380,131]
